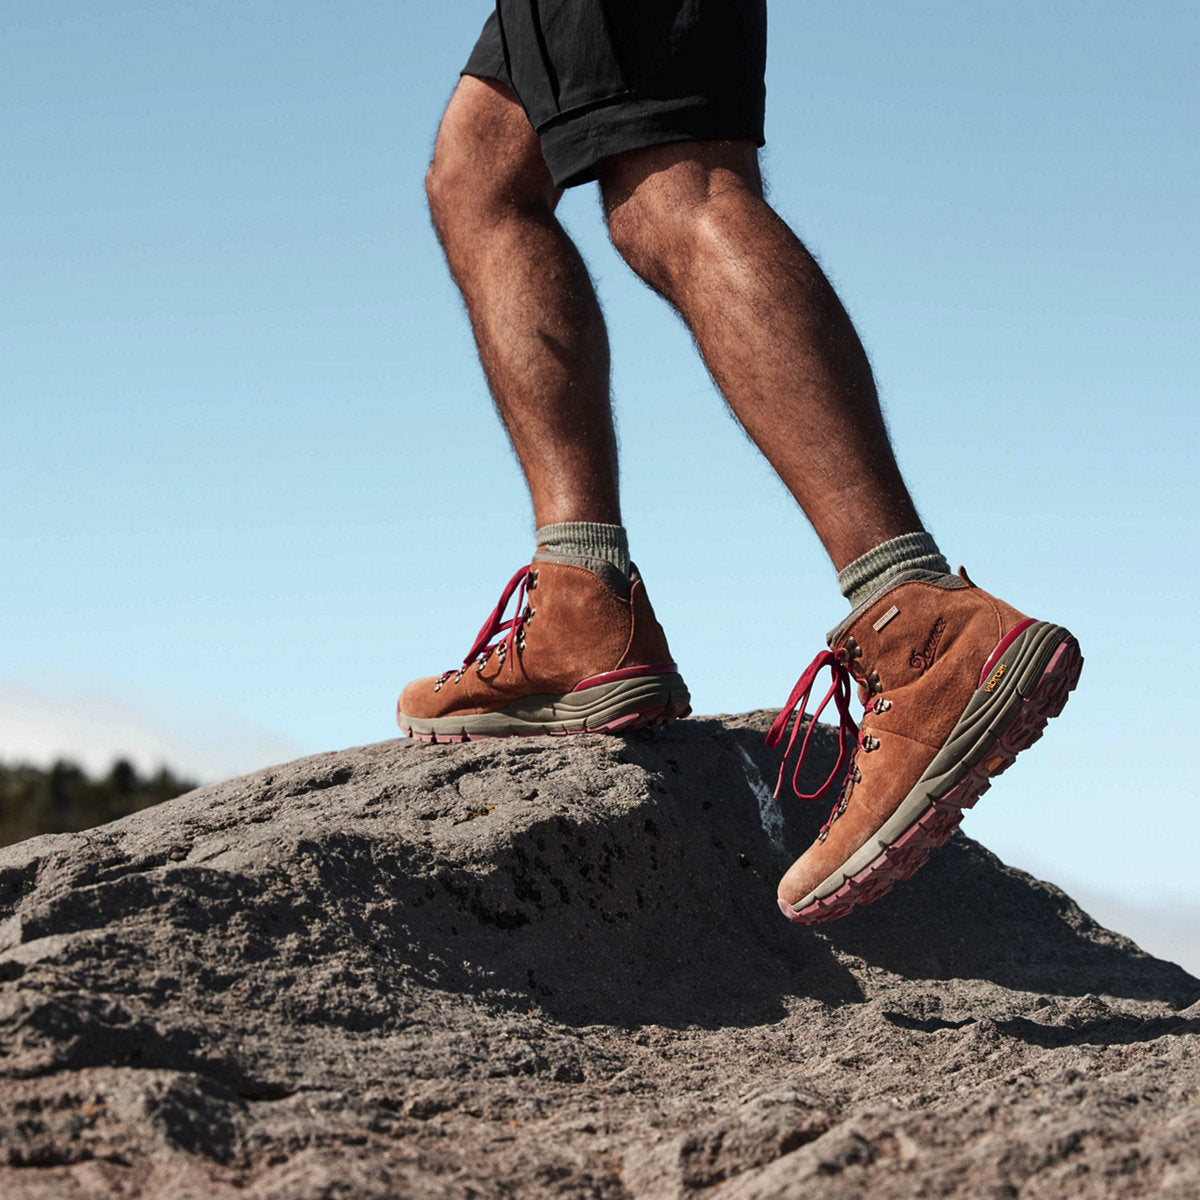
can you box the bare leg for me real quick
[599,141,923,572]
[426,77,620,528]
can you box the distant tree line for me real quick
[0,759,197,849]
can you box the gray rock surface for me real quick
[0,712,1196,1198]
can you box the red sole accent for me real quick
[780,634,1083,927]
[977,617,1036,686]
[572,663,680,692]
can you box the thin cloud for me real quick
[0,682,301,785]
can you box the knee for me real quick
[426,85,558,247]
[601,142,766,291]
[604,189,681,293]
[424,150,463,241]
[606,189,731,299]
[424,136,493,246]
[426,140,559,255]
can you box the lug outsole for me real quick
[779,632,1083,926]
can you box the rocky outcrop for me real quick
[1,713,1196,1198]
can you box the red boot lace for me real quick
[434,566,533,688]
[765,647,864,825]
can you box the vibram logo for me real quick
[909,617,947,674]
[984,663,1007,693]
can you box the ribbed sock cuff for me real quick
[838,532,951,609]
[535,522,631,577]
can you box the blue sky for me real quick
[4,3,1198,974]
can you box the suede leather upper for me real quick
[399,556,675,721]
[778,569,1029,906]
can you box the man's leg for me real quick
[397,77,690,742]
[599,139,1081,925]
[599,140,921,573]
[426,76,619,529]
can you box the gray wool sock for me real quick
[535,522,631,577]
[838,532,951,609]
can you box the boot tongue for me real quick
[462,566,530,665]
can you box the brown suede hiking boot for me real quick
[397,552,691,741]
[768,568,1083,925]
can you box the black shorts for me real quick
[462,1,767,189]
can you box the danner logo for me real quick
[910,617,947,674]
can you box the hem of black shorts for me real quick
[539,98,766,190]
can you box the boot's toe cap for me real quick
[778,856,821,908]
[398,677,444,721]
